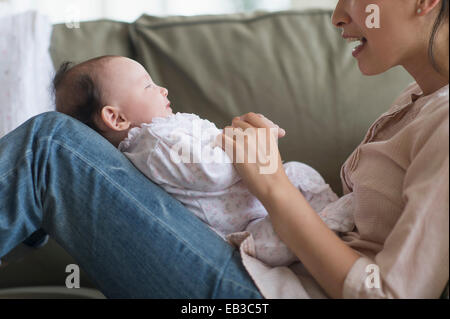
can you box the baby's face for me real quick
[100,57,173,126]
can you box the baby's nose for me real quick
[161,87,168,97]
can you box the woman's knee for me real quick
[23,111,114,154]
[27,111,90,136]
[1,111,90,145]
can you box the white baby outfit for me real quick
[118,113,354,267]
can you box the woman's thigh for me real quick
[0,112,263,299]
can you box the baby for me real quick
[54,56,354,267]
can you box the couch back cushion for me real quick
[51,10,413,195]
[50,19,135,68]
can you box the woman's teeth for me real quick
[347,37,367,43]
[347,37,367,52]
[346,37,361,43]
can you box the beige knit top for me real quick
[231,82,449,299]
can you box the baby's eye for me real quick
[146,83,156,89]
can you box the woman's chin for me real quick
[357,61,388,76]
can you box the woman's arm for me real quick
[218,112,360,298]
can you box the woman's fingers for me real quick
[237,113,286,138]
[238,113,270,128]
[231,117,253,130]
[256,114,286,137]
[216,121,277,165]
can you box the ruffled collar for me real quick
[118,125,143,151]
[118,112,201,151]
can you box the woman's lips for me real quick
[342,34,368,58]
[352,38,367,58]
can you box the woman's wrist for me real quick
[259,174,298,210]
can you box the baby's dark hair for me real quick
[53,55,118,132]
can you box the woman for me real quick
[0,0,448,298]
[217,0,449,299]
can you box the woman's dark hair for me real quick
[53,57,116,133]
[429,0,449,73]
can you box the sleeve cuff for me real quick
[342,256,376,299]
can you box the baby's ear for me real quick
[101,106,130,131]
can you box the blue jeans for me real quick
[0,112,263,299]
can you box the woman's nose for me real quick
[331,0,351,29]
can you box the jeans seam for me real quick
[0,150,32,181]
[44,137,228,277]
[212,250,261,298]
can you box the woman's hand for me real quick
[216,113,290,200]
[217,113,360,299]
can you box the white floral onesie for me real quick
[118,113,355,267]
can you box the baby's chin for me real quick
[145,112,175,124]
[162,109,175,118]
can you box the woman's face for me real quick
[332,0,429,75]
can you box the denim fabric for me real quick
[0,112,263,299]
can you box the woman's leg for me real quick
[0,112,263,299]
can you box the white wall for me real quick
[291,0,338,10]
[0,0,339,24]
[0,0,295,23]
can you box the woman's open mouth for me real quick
[348,37,368,58]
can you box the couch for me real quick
[3,9,440,298]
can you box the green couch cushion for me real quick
[129,10,413,195]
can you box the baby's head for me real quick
[53,56,173,146]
